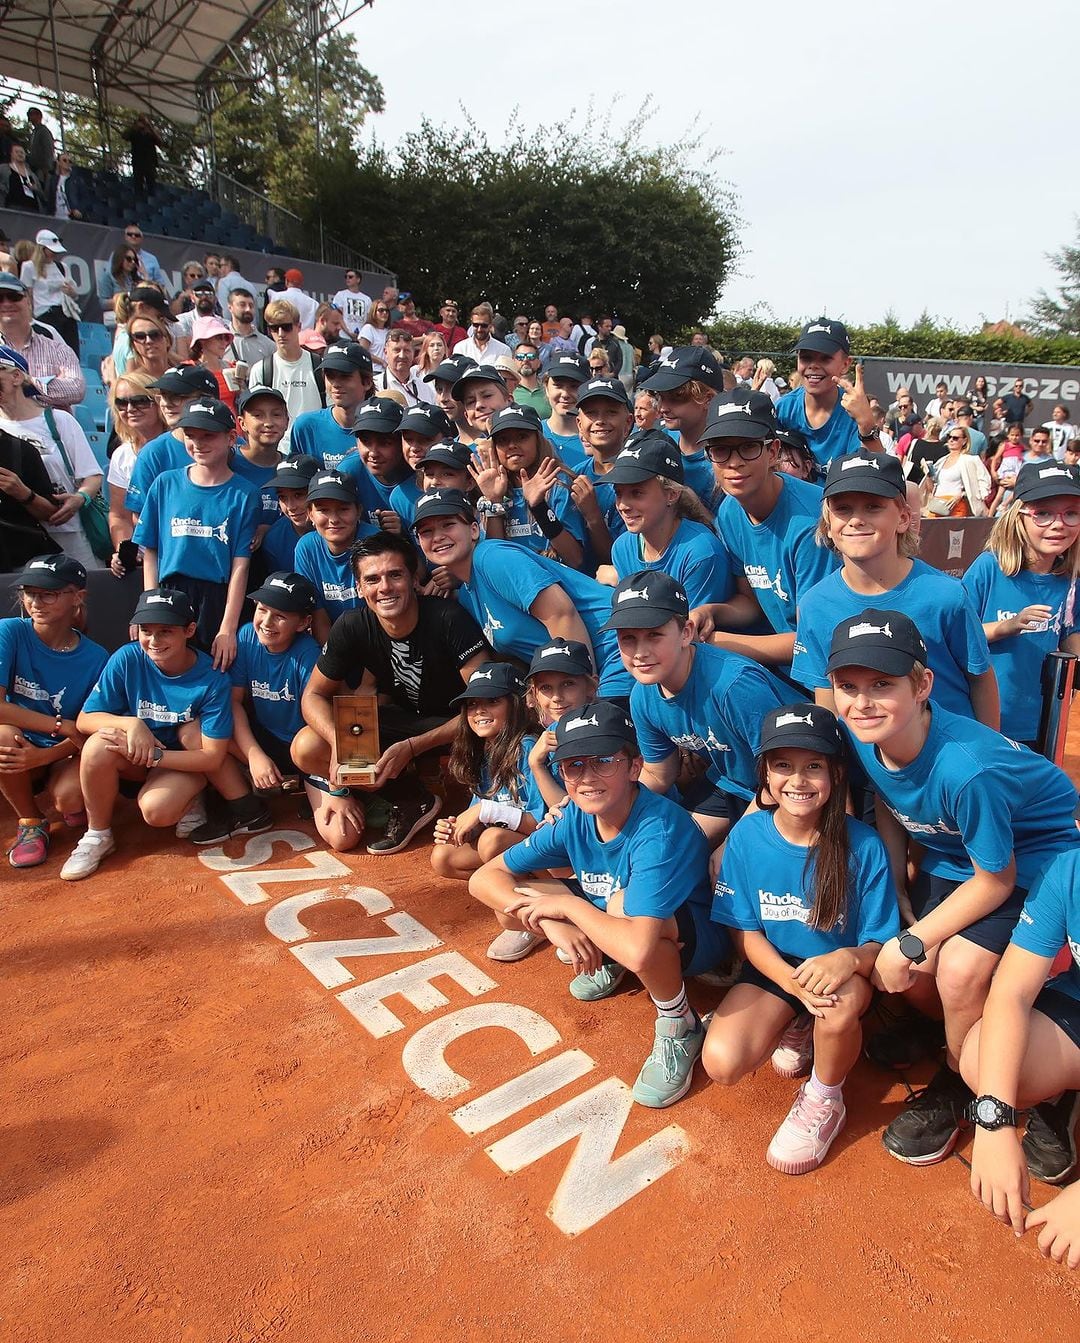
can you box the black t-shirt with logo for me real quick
[317,597,488,716]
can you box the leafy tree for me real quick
[316,105,739,338]
[1029,219,1080,336]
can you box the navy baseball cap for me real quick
[322,341,374,376]
[423,353,476,385]
[268,455,320,489]
[527,638,595,679]
[191,278,216,294]
[757,703,845,758]
[604,431,685,484]
[413,488,475,525]
[418,441,473,471]
[400,404,455,439]
[823,450,906,499]
[489,403,544,436]
[352,396,404,434]
[177,398,235,432]
[602,570,689,631]
[826,608,928,677]
[306,470,358,505]
[551,699,638,763]
[795,317,850,357]
[643,346,726,393]
[450,661,525,704]
[236,384,287,415]
[150,365,218,398]
[131,587,197,626]
[248,571,318,614]
[544,354,590,384]
[17,553,88,589]
[700,388,778,443]
[1013,461,1080,504]
[451,364,506,400]
[577,376,631,408]
[0,273,28,296]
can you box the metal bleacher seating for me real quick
[77,322,112,367]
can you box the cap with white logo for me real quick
[824,450,905,500]
[602,570,689,631]
[604,430,685,485]
[248,571,318,614]
[826,607,928,677]
[550,699,638,763]
[449,660,525,704]
[700,388,778,444]
[1014,460,1080,505]
[526,638,595,679]
[757,702,846,758]
[794,317,851,357]
[16,553,87,590]
[131,587,197,627]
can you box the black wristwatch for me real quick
[858,429,880,443]
[898,931,927,964]
[967,1095,1023,1131]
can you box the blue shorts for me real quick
[1033,984,1080,1052]
[911,869,1027,956]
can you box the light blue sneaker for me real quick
[631,1015,705,1108]
[569,959,628,1001]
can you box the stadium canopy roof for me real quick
[0,0,368,126]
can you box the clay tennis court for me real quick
[6,718,1080,1341]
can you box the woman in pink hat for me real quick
[19,228,80,355]
[188,314,238,411]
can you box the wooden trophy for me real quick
[333,693,380,785]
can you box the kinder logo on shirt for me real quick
[252,680,295,703]
[758,889,812,924]
[322,582,356,603]
[579,871,620,904]
[172,517,229,544]
[138,698,193,725]
[745,565,789,602]
[884,802,962,839]
[13,675,64,713]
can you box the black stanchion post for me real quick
[1037,651,1077,765]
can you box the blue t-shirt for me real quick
[680,448,719,510]
[962,551,1078,742]
[1012,849,1080,1003]
[612,519,734,609]
[468,736,547,822]
[83,641,233,747]
[846,704,1080,888]
[576,459,624,540]
[632,643,791,798]
[133,466,260,585]
[259,515,308,572]
[389,477,423,531]
[293,527,376,621]
[495,483,586,555]
[0,619,108,747]
[229,622,320,743]
[290,408,356,472]
[459,540,632,697]
[794,559,991,714]
[717,473,838,634]
[231,453,281,526]
[542,422,587,468]
[504,782,713,917]
[712,810,901,958]
[776,386,861,466]
[124,430,189,512]
[338,450,411,526]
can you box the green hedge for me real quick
[687,317,1080,369]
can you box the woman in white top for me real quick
[410,330,446,405]
[922,424,991,518]
[0,353,104,568]
[358,298,392,367]
[104,369,167,574]
[19,229,81,355]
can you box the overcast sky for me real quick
[350,0,1079,330]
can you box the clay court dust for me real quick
[5,712,1080,1342]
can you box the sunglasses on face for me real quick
[126,233,142,241]
[514,351,536,361]
[130,329,164,343]
[947,434,966,443]
[473,322,490,330]
[115,394,154,410]
[267,323,294,333]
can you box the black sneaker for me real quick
[366,791,441,855]
[881,1065,972,1166]
[1023,1092,1080,1185]
[865,1013,946,1071]
[190,796,273,845]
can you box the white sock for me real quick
[651,986,695,1025]
[85,826,112,841]
[807,1067,843,1102]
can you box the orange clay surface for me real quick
[5,709,1080,1343]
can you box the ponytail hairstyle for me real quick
[658,475,717,528]
[755,749,852,933]
[448,692,541,803]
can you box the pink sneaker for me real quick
[766,1083,846,1175]
[8,818,50,868]
[771,1013,814,1078]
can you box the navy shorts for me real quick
[250,718,298,777]
[1033,985,1080,1052]
[559,883,729,979]
[678,775,751,822]
[734,950,803,1016]
[910,869,1027,956]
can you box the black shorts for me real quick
[678,775,751,822]
[735,950,803,1016]
[910,869,1027,956]
[161,573,227,653]
[1033,986,1080,1052]
[560,880,729,978]
[250,718,298,777]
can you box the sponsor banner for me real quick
[860,356,1080,429]
[0,207,393,325]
